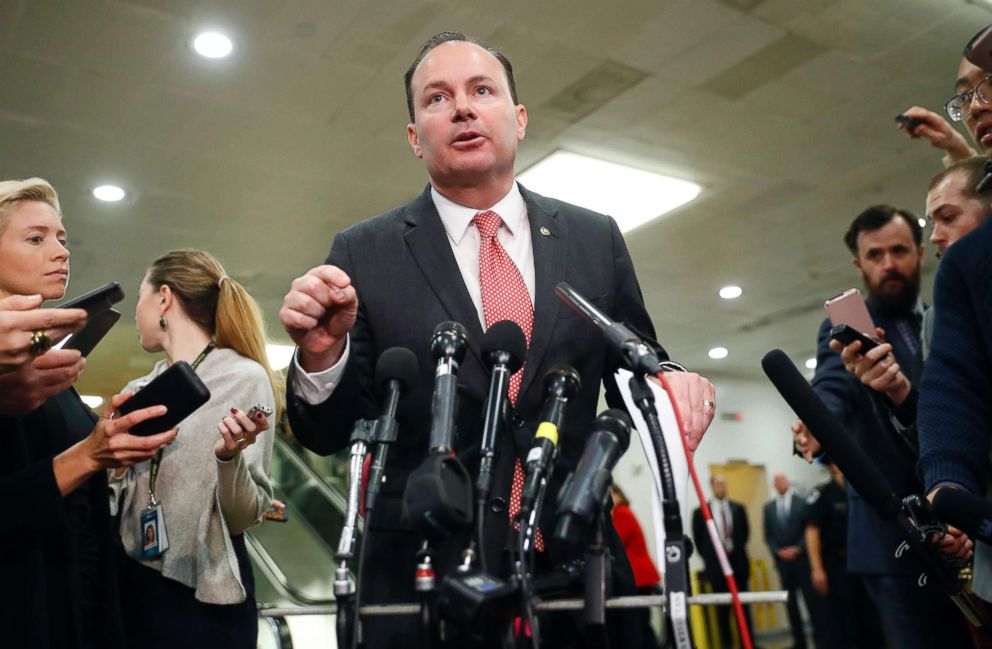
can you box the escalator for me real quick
[249,432,357,649]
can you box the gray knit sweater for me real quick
[111,348,275,604]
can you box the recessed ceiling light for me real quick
[193,31,234,59]
[266,343,295,371]
[708,347,728,360]
[917,218,927,228]
[719,285,743,299]
[92,184,126,202]
[80,395,104,409]
[517,151,700,233]
[805,357,818,369]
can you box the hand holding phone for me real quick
[825,288,876,336]
[60,309,121,357]
[119,361,211,436]
[829,324,880,354]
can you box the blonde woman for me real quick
[112,249,282,648]
[0,178,176,649]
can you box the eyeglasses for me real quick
[945,74,992,122]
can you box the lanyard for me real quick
[147,342,215,506]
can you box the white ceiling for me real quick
[1,0,986,395]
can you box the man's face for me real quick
[853,217,924,312]
[773,474,790,496]
[956,57,992,155]
[711,477,727,500]
[406,41,527,190]
[926,171,988,257]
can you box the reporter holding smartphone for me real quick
[112,249,281,649]
[0,178,178,649]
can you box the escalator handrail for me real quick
[246,531,336,606]
[273,434,352,518]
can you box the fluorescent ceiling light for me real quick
[267,343,295,371]
[719,285,742,300]
[708,347,728,360]
[805,357,817,369]
[193,31,234,59]
[80,394,104,409]
[517,151,700,233]
[92,184,125,202]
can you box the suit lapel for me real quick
[402,187,485,366]
[517,186,566,400]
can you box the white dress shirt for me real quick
[292,183,534,404]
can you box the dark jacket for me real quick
[692,500,750,587]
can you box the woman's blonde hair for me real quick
[146,249,285,418]
[0,178,61,233]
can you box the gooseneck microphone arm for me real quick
[335,418,374,649]
[428,321,468,454]
[762,349,989,634]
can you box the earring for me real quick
[159,315,168,330]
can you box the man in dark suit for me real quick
[763,473,812,649]
[692,473,750,649]
[279,32,716,648]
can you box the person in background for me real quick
[692,474,750,649]
[112,249,282,649]
[0,177,177,649]
[610,484,661,649]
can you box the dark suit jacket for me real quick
[763,494,807,563]
[287,185,664,639]
[692,500,749,587]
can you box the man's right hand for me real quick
[792,419,821,463]
[896,106,976,163]
[279,265,358,373]
[0,348,86,416]
[811,565,829,596]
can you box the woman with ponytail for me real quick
[112,249,283,648]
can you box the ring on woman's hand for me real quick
[703,399,715,411]
[235,436,247,446]
[29,330,52,355]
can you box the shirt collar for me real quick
[431,182,526,245]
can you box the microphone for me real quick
[555,282,660,375]
[428,321,468,454]
[477,320,527,499]
[554,409,632,544]
[933,488,992,546]
[518,366,581,524]
[365,347,419,513]
[761,349,902,519]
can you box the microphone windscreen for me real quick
[761,349,901,519]
[597,408,632,452]
[481,320,527,373]
[375,346,419,394]
[933,488,992,546]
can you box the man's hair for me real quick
[928,156,992,212]
[843,204,923,256]
[0,177,60,234]
[403,31,519,122]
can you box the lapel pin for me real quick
[540,226,551,236]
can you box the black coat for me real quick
[763,494,808,562]
[0,390,124,649]
[287,185,665,646]
[692,500,750,587]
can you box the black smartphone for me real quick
[61,308,121,356]
[118,361,211,436]
[966,25,992,72]
[895,114,923,132]
[829,324,880,354]
[57,282,125,319]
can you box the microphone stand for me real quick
[335,419,374,649]
[583,512,609,649]
[628,375,696,649]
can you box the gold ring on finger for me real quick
[29,330,52,355]
[236,436,247,445]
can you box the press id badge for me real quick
[140,504,169,559]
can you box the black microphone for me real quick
[428,321,468,454]
[518,366,581,524]
[555,282,660,375]
[554,409,632,544]
[761,349,902,519]
[933,488,992,546]
[365,347,419,513]
[477,320,527,499]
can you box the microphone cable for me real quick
[656,370,753,649]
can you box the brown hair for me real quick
[928,156,992,210]
[145,249,284,418]
[0,177,60,233]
